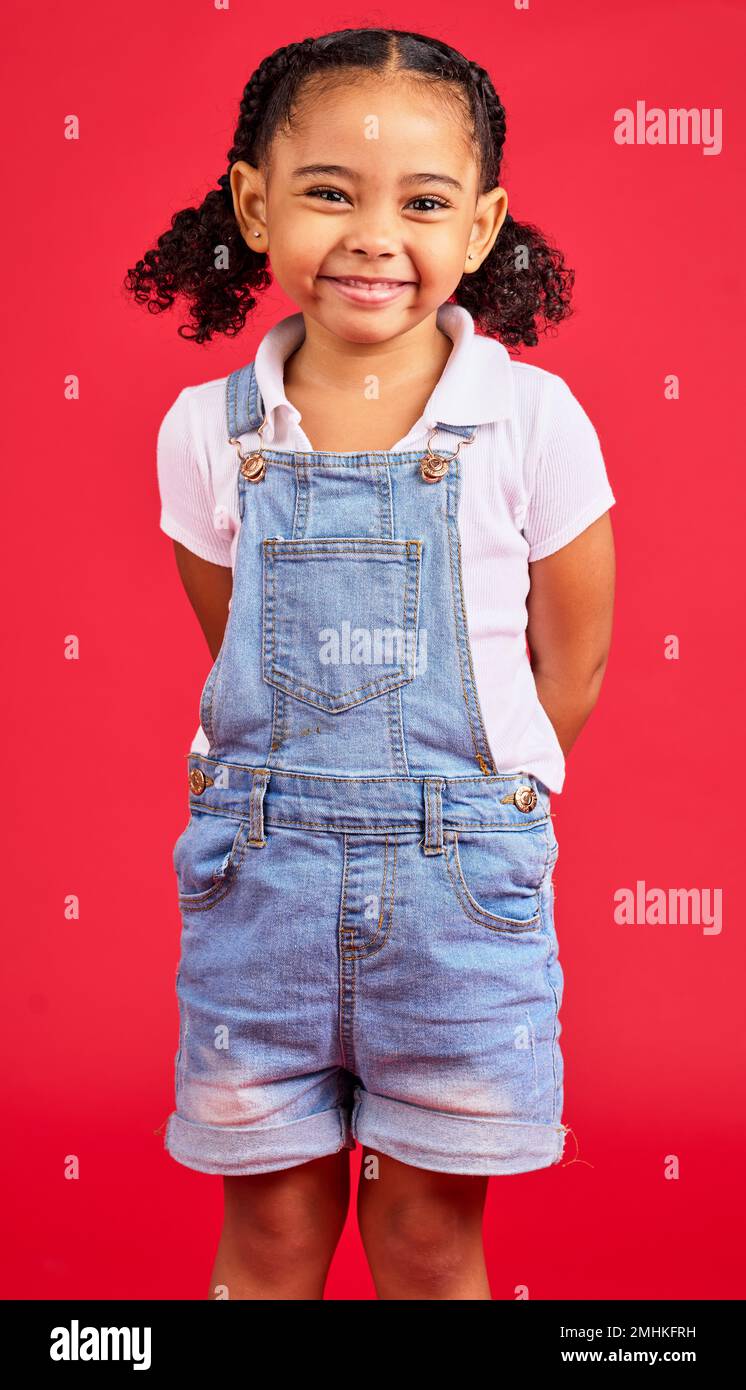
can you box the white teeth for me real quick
[336,279,401,288]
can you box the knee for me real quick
[359,1198,475,1286]
[224,1188,346,1265]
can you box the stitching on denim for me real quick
[263,539,422,554]
[264,679,415,711]
[338,834,357,1070]
[293,458,308,539]
[339,835,352,966]
[443,831,543,932]
[385,462,412,775]
[268,683,283,756]
[540,880,562,1124]
[424,779,433,849]
[446,459,496,776]
[277,689,291,758]
[364,834,398,959]
[264,531,276,697]
[267,669,409,702]
[541,818,551,883]
[187,814,551,833]
[187,753,545,787]
[344,836,398,959]
[452,455,496,774]
[186,804,249,819]
[445,463,488,772]
[248,361,261,432]
[344,835,388,956]
[225,367,237,440]
[423,778,444,852]
[378,463,393,540]
[364,833,392,952]
[248,770,270,845]
[391,689,408,776]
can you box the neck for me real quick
[283,309,453,397]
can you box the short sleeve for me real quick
[156,388,234,566]
[523,375,616,562]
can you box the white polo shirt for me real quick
[157,303,616,792]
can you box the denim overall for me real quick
[164,359,568,1177]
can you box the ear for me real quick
[230,161,269,250]
[464,186,509,271]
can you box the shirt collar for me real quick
[253,302,514,445]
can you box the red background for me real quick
[4,0,744,1299]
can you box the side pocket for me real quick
[173,810,251,912]
[443,821,549,932]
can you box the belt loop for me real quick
[248,769,271,847]
[422,777,445,855]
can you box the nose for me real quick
[338,213,402,261]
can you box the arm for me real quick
[172,540,233,661]
[156,387,235,660]
[526,512,615,757]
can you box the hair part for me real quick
[124,27,574,348]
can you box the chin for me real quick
[325,315,415,344]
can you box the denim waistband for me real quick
[183,753,551,845]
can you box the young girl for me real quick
[127,27,616,1301]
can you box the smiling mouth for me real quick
[318,275,417,305]
[321,276,414,287]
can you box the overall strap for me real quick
[226,360,476,490]
[226,361,264,441]
[433,423,477,439]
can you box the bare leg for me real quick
[209,1149,351,1300]
[357,1148,491,1300]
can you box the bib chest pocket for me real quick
[261,537,423,714]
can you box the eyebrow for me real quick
[291,164,464,193]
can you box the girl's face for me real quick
[232,75,507,344]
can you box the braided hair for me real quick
[124,28,573,347]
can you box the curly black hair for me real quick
[124,27,574,349]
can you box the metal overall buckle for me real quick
[231,414,475,484]
[420,425,476,482]
[230,415,268,483]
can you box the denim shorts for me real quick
[164,759,568,1177]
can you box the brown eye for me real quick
[304,186,349,203]
[408,196,450,211]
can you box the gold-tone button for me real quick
[513,785,537,813]
[420,454,450,482]
[239,451,266,483]
[189,768,207,795]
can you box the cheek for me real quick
[274,216,336,269]
[412,229,470,280]
[413,240,466,289]
[266,240,312,282]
